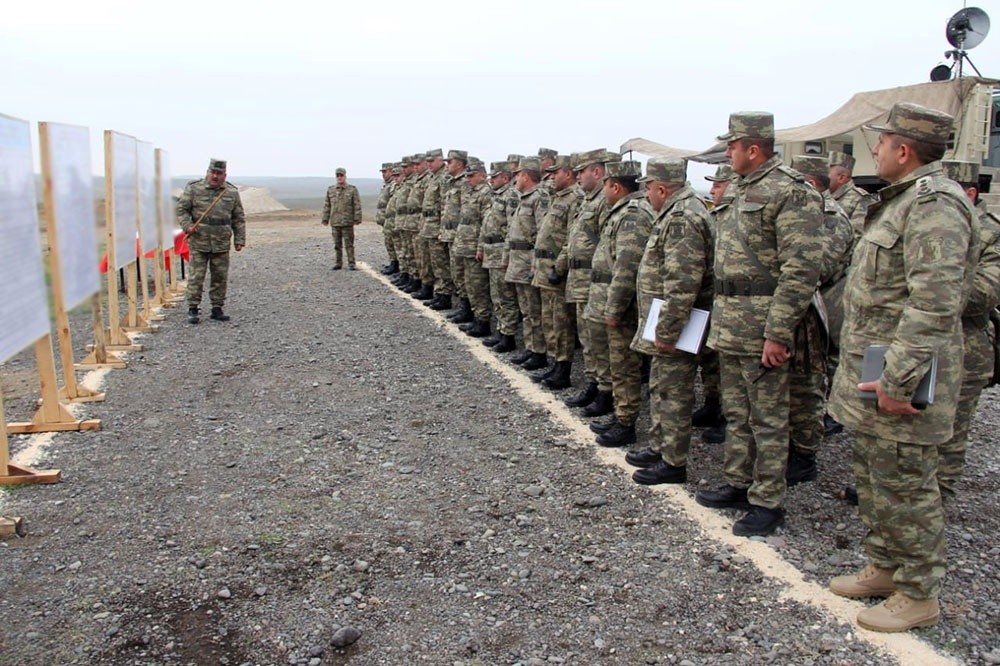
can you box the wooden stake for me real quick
[0,387,60,487]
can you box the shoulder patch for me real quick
[915,176,936,200]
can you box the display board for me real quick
[110,132,137,270]
[0,114,50,362]
[156,149,175,250]
[42,122,100,310]
[137,140,156,253]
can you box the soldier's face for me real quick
[709,180,730,206]
[491,173,510,189]
[644,182,667,211]
[579,165,600,192]
[553,168,575,191]
[726,140,753,176]
[336,174,347,184]
[382,170,391,182]
[603,179,622,205]
[207,169,226,187]
[430,157,445,171]
[828,166,849,193]
[447,159,464,176]
[872,133,905,182]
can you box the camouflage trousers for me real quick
[430,241,454,295]
[649,351,699,467]
[578,302,612,391]
[415,236,434,282]
[463,258,492,320]
[382,224,397,262]
[394,229,413,274]
[186,249,230,308]
[540,287,575,361]
[697,348,721,401]
[938,323,994,499]
[789,311,828,456]
[608,319,642,426]
[489,269,519,336]
[853,432,945,600]
[719,352,791,510]
[330,226,356,267]
[449,243,466,299]
[513,283,544,353]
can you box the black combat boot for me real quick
[632,461,687,485]
[733,506,785,537]
[381,259,399,275]
[402,278,422,294]
[411,283,434,300]
[564,381,599,407]
[589,413,618,433]
[542,361,572,390]
[695,484,750,509]
[424,294,442,308]
[786,450,818,486]
[530,359,557,383]
[596,420,636,447]
[701,419,727,444]
[625,447,662,468]
[521,352,548,371]
[187,307,200,324]
[492,334,516,353]
[582,390,614,417]
[509,348,533,364]
[691,395,724,428]
[466,319,492,338]
[429,294,453,311]
[482,332,503,347]
[449,299,474,324]
[823,414,844,437]
[210,307,230,322]
[393,271,410,287]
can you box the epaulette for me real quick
[915,176,937,201]
[776,164,807,183]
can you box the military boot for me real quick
[482,332,504,347]
[701,420,727,444]
[530,360,557,383]
[381,259,399,275]
[695,484,749,509]
[210,307,230,322]
[429,294,453,311]
[509,348,533,364]
[691,395,724,428]
[564,381,598,407]
[466,319,492,338]
[393,272,411,288]
[491,334,516,353]
[829,564,897,599]
[596,420,636,447]
[824,414,844,437]
[402,278,422,294]
[411,283,434,300]
[632,461,686,485]
[732,506,785,537]
[424,294,442,308]
[786,450,818,486]
[521,352,548,371]
[582,390,614,417]
[187,307,200,324]
[589,413,619,433]
[542,361,572,390]
[625,447,661,468]
[856,592,939,633]
[449,299,474,324]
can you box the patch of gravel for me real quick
[0,213,997,665]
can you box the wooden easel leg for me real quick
[0,463,61,486]
[0,516,26,536]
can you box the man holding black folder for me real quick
[827,102,979,633]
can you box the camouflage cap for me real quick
[790,155,828,180]
[208,158,226,172]
[637,157,686,184]
[545,155,574,172]
[392,165,403,175]
[425,148,443,159]
[573,148,619,172]
[513,156,542,173]
[335,167,346,176]
[828,150,855,171]
[447,149,468,162]
[401,155,413,165]
[380,162,393,170]
[864,102,953,147]
[412,152,427,163]
[604,160,642,179]
[488,161,510,177]
[705,164,734,182]
[537,147,558,160]
[717,111,775,142]
[942,160,980,185]
[506,153,524,164]
[467,156,486,173]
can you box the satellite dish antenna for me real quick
[944,7,989,77]
[930,64,953,81]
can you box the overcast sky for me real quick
[4,0,998,182]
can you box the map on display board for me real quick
[41,122,101,311]
[109,132,138,270]
[0,115,51,363]
[137,141,156,253]
[156,149,175,250]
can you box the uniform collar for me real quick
[878,161,942,202]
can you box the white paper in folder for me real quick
[641,299,710,354]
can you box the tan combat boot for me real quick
[829,563,897,598]
[857,591,940,632]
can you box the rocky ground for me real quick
[1,212,998,666]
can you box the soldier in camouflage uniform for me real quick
[538,147,558,193]
[178,158,246,324]
[321,167,362,270]
[440,150,470,322]
[559,149,618,414]
[453,158,494,337]
[421,149,451,309]
[694,112,825,538]
[531,155,582,389]
[407,150,441,301]
[479,161,520,353]
[402,154,431,296]
[506,156,550,370]
[586,160,654,447]
[828,151,874,239]
[936,160,1000,499]
[626,158,713,484]
[391,157,417,289]
[377,162,400,275]
[827,103,979,632]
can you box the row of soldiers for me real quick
[372,103,1000,633]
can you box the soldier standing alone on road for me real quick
[321,167,362,270]
[178,158,246,324]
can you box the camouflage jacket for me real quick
[505,184,549,284]
[453,181,493,258]
[831,181,874,240]
[558,186,609,303]
[479,183,511,270]
[818,191,854,287]
[322,183,361,227]
[375,181,392,226]
[632,186,713,356]
[707,155,825,355]
[583,191,653,324]
[531,184,581,290]
[828,161,978,445]
[420,167,447,239]
[440,173,466,243]
[383,181,403,233]
[177,179,246,253]
[398,171,429,233]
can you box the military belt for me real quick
[422,211,436,218]
[569,258,592,270]
[483,236,503,244]
[445,221,459,230]
[962,314,991,330]
[714,279,774,297]
[204,217,230,226]
[591,270,613,284]
[534,249,556,259]
[509,241,533,251]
